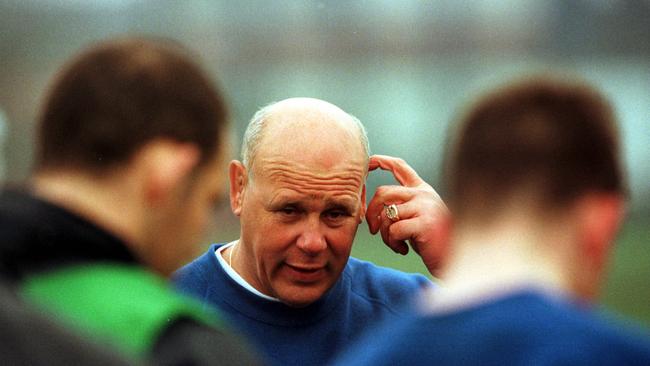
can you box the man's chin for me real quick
[276,283,331,308]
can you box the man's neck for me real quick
[32,170,142,249]
[425,219,576,312]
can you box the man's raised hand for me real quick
[365,155,450,276]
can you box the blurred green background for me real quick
[1,1,648,327]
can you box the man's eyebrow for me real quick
[324,199,356,211]
[267,194,305,207]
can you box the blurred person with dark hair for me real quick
[333,77,650,365]
[174,97,450,365]
[0,37,260,365]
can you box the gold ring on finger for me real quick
[385,203,400,222]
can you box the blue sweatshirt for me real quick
[173,243,432,366]
[333,289,650,366]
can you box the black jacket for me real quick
[0,189,262,365]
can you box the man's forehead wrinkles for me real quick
[260,160,365,182]
[277,184,359,197]
[269,187,360,207]
[271,171,363,186]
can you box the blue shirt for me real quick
[333,289,650,366]
[173,243,432,366]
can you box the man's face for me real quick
[154,151,227,276]
[236,155,366,307]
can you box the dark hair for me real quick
[35,37,227,173]
[445,76,625,221]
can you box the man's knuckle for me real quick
[388,223,398,236]
[376,185,389,196]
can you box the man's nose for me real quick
[296,217,327,255]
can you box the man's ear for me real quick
[359,184,367,224]
[142,140,200,205]
[229,160,248,216]
[578,194,626,271]
[432,212,453,278]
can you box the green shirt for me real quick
[22,264,220,357]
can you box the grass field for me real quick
[601,218,650,328]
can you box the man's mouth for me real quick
[284,263,326,283]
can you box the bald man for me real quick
[174,98,448,365]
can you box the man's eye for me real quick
[279,207,298,215]
[325,210,347,220]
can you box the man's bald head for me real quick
[241,98,370,176]
[229,98,370,306]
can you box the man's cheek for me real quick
[328,233,355,254]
